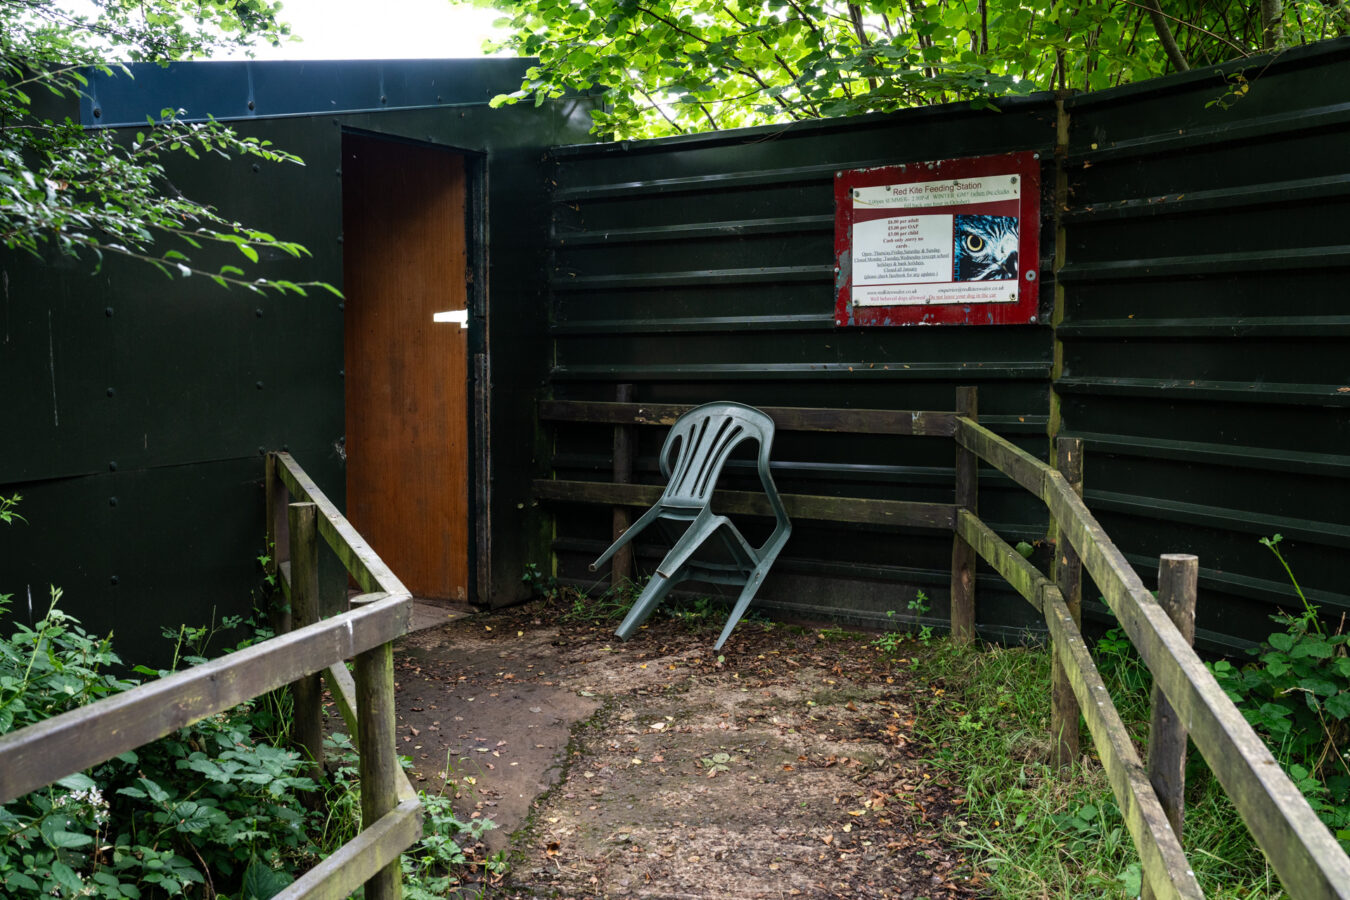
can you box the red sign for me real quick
[834,151,1042,326]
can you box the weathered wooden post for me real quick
[264,453,292,633]
[288,501,324,790]
[355,625,402,900]
[1051,436,1084,768]
[950,386,979,643]
[1141,553,1198,900]
[611,383,636,589]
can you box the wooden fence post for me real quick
[1142,553,1198,900]
[611,383,636,589]
[265,454,291,633]
[950,386,979,644]
[288,502,324,790]
[1051,436,1084,768]
[356,636,402,900]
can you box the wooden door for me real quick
[342,133,469,602]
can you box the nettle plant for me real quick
[0,499,318,900]
[1210,535,1350,847]
[0,591,322,899]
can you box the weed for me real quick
[1208,534,1350,848]
[911,638,1269,897]
[912,531,1350,897]
[0,492,24,526]
[873,590,934,655]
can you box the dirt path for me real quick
[393,601,983,899]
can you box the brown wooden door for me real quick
[342,133,469,602]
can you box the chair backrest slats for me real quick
[660,404,773,508]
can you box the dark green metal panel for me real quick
[0,59,596,656]
[1060,38,1350,651]
[544,98,1061,636]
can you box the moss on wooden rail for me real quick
[1042,584,1203,900]
[954,509,1046,613]
[1042,473,1350,899]
[955,415,1350,899]
[0,593,411,804]
[273,798,422,900]
[272,452,409,597]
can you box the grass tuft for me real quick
[909,637,1281,899]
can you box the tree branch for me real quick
[1143,0,1191,70]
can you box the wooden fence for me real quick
[537,389,1350,899]
[0,452,420,900]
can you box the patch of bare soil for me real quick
[393,602,984,899]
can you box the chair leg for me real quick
[713,564,771,651]
[614,571,680,642]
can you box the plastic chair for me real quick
[589,402,792,650]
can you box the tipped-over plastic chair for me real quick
[589,402,791,650]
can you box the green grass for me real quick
[909,637,1282,899]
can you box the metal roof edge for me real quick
[1063,34,1350,112]
[548,92,1062,159]
[79,57,540,128]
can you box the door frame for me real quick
[341,127,490,606]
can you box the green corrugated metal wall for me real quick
[545,98,1061,640]
[1059,40,1350,653]
[543,39,1350,652]
[0,60,596,663]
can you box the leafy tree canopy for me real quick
[473,0,1350,138]
[2,0,336,295]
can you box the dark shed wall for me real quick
[1059,39,1350,652]
[0,60,594,662]
[545,99,1061,638]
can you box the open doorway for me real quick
[342,131,473,604]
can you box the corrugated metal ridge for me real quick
[550,361,1052,381]
[552,160,843,202]
[551,147,1054,202]
[1115,552,1350,616]
[1056,244,1350,281]
[1085,488,1350,549]
[1062,430,1350,478]
[550,265,832,290]
[551,314,834,335]
[548,93,1060,159]
[1055,376,1350,406]
[1063,173,1350,223]
[1056,316,1350,338]
[1063,36,1350,113]
[1066,98,1350,163]
[551,215,833,246]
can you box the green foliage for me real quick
[401,791,501,899]
[0,599,319,898]
[469,0,1350,138]
[1208,535,1350,848]
[873,589,933,654]
[1,1,340,296]
[0,493,24,526]
[913,639,1270,897]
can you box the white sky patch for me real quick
[55,0,509,60]
[218,0,509,60]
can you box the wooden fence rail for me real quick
[0,452,420,900]
[954,414,1350,900]
[538,391,1350,899]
